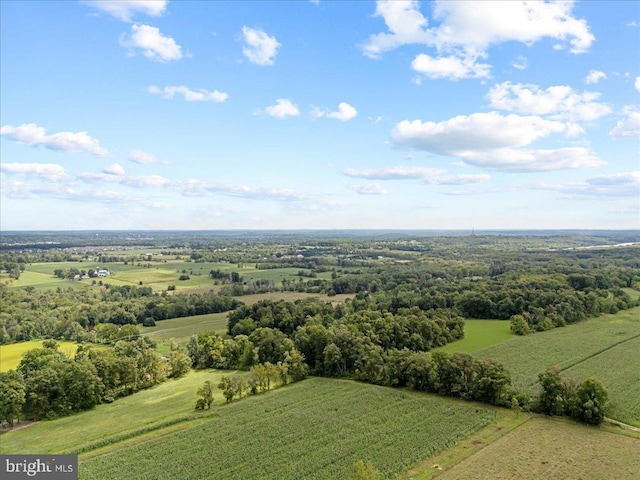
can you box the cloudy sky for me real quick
[1,0,638,230]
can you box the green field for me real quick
[435,417,640,480]
[0,369,246,454]
[436,320,513,353]
[475,306,640,426]
[79,378,501,480]
[9,261,324,293]
[142,312,229,354]
[0,340,79,372]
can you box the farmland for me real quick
[79,378,502,480]
[0,340,79,371]
[435,319,513,354]
[142,312,229,354]
[475,306,640,426]
[0,369,246,455]
[434,417,640,480]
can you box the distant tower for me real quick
[471,226,475,236]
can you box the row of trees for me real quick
[0,338,189,426]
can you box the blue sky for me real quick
[1,0,638,231]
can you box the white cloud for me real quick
[0,163,68,182]
[461,147,604,171]
[411,53,491,80]
[361,0,432,59]
[1,123,109,157]
[128,150,162,164]
[392,112,571,154]
[487,82,612,122]
[362,1,594,82]
[120,24,182,62]
[258,99,300,118]
[78,172,170,188]
[82,1,167,22]
[103,163,126,176]
[585,69,607,84]
[348,183,388,195]
[241,27,280,66]
[344,165,446,180]
[635,76,640,92]
[312,102,358,121]
[148,85,228,102]
[536,171,640,197]
[511,55,528,70]
[429,174,491,185]
[609,106,640,138]
[430,1,594,55]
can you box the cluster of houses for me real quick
[73,267,111,281]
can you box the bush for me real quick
[179,274,190,281]
[142,317,156,327]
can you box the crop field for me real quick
[0,340,80,372]
[436,320,513,354]
[0,370,246,455]
[11,261,323,293]
[79,378,501,480]
[475,306,640,424]
[434,417,640,480]
[142,312,229,354]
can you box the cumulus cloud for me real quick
[0,163,68,182]
[128,150,163,164]
[511,55,528,70]
[609,106,640,138]
[82,0,167,22]
[585,69,607,84]
[411,53,491,80]
[312,102,358,121]
[361,0,432,59]
[635,76,640,92]
[1,123,108,157]
[78,172,171,188]
[487,82,612,122]
[257,99,300,118]
[348,183,388,195]
[391,112,605,172]
[148,85,228,102]
[392,112,571,154]
[120,24,182,62]
[362,1,594,81]
[103,163,126,176]
[180,179,311,202]
[241,27,280,66]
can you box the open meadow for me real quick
[77,378,501,480]
[142,312,229,354]
[0,369,247,454]
[436,319,513,354]
[0,340,79,372]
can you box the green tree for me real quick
[195,380,214,410]
[350,460,381,480]
[568,377,608,425]
[537,367,566,416]
[217,376,235,403]
[0,370,26,427]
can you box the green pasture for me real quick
[0,369,247,455]
[79,378,501,480]
[434,417,640,480]
[0,341,79,372]
[476,306,640,425]
[142,313,229,354]
[436,320,513,353]
[12,261,321,293]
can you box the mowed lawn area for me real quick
[79,378,501,480]
[475,306,640,427]
[0,340,79,372]
[0,369,247,455]
[435,417,640,480]
[436,319,513,354]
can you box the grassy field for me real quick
[0,369,246,454]
[0,340,79,372]
[79,378,501,480]
[142,313,229,354]
[434,417,640,480]
[475,306,640,426]
[436,320,513,353]
[9,261,323,293]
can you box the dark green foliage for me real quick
[537,367,566,416]
[194,381,214,410]
[0,370,26,427]
[567,377,608,425]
